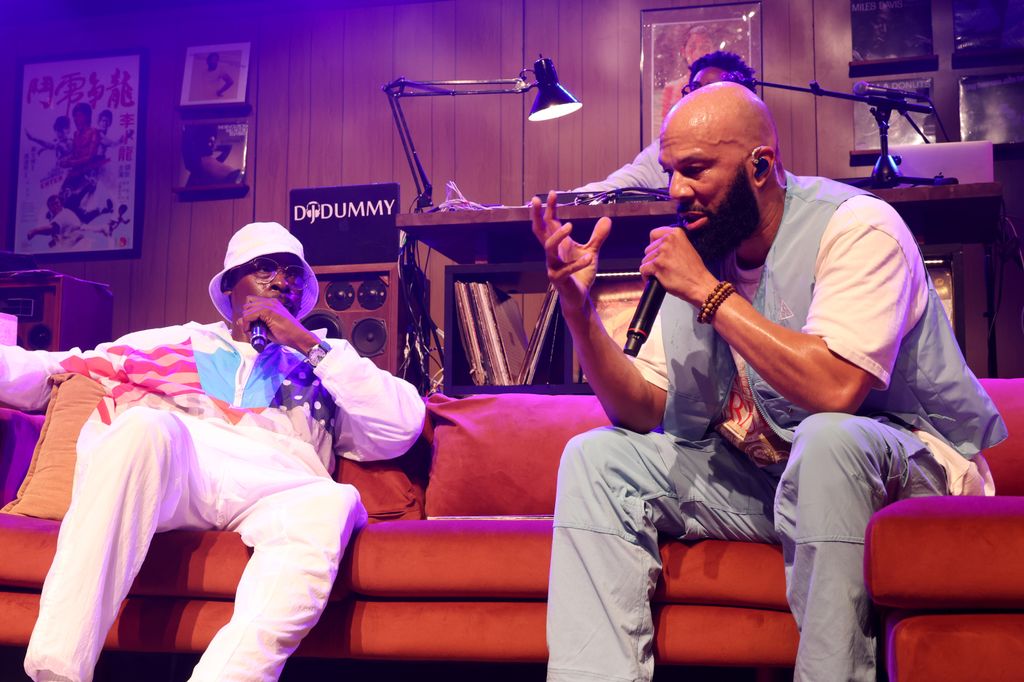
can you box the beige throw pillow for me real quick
[1,373,107,520]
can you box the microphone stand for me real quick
[752,79,949,189]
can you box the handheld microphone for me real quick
[248,320,269,353]
[623,278,665,357]
[852,81,929,102]
[623,219,687,357]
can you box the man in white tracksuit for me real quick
[0,221,425,682]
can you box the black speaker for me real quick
[302,263,406,375]
[0,272,113,351]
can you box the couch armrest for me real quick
[865,496,1024,610]
[0,408,45,507]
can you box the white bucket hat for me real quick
[208,222,319,321]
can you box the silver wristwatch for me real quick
[305,341,331,367]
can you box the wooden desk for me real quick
[399,201,676,264]
[398,182,1004,264]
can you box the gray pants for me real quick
[546,413,946,682]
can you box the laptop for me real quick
[890,141,994,184]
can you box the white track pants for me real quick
[24,406,367,682]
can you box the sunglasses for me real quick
[233,256,308,290]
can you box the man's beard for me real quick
[682,170,761,263]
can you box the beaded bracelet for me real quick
[697,281,736,324]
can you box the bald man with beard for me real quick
[530,83,1004,681]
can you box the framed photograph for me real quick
[951,0,1024,67]
[173,119,249,195]
[953,0,1024,53]
[180,43,250,107]
[642,3,762,147]
[10,51,144,260]
[959,73,1024,145]
[850,0,933,63]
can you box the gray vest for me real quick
[662,173,1006,458]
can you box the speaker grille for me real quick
[27,324,53,350]
[302,312,343,340]
[351,318,387,357]
[325,281,355,311]
[357,277,387,310]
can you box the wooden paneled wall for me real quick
[1,0,1021,377]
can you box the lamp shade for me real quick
[528,57,582,121]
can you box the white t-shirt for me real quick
[631,194,992,494]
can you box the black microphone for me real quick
[248,320,269,353]
[623,278,665,357]
[623,219,688,356]
[852,80,929,102]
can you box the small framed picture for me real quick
[180,43,250,107]
[174,119,249,195]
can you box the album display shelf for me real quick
[442,260,640,396]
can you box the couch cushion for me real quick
[865,495,1024,609]
[885,612,1024,682]
[335,433,430,522]
[978,378,1024,496]
[0,512,246,598]
[424,393,610,517]
[657,539,789,610]
[0,512,349,602]
[654,604,798,667]
[345,518,552,598]
[0,590,242,654]
[346,518,788,610]
[1,374,106,520]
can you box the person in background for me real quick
[573,51,756,194]
[3,221,425,682]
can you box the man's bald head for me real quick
[661,81,778,168]
[657,82,787,267]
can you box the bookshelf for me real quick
[443,260,641,395]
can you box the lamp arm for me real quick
[385,75,532,97]
[384,86,433,211]
[382,74,536,212]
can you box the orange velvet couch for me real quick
[0,379,1020,679]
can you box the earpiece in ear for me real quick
[754,156,769,179]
